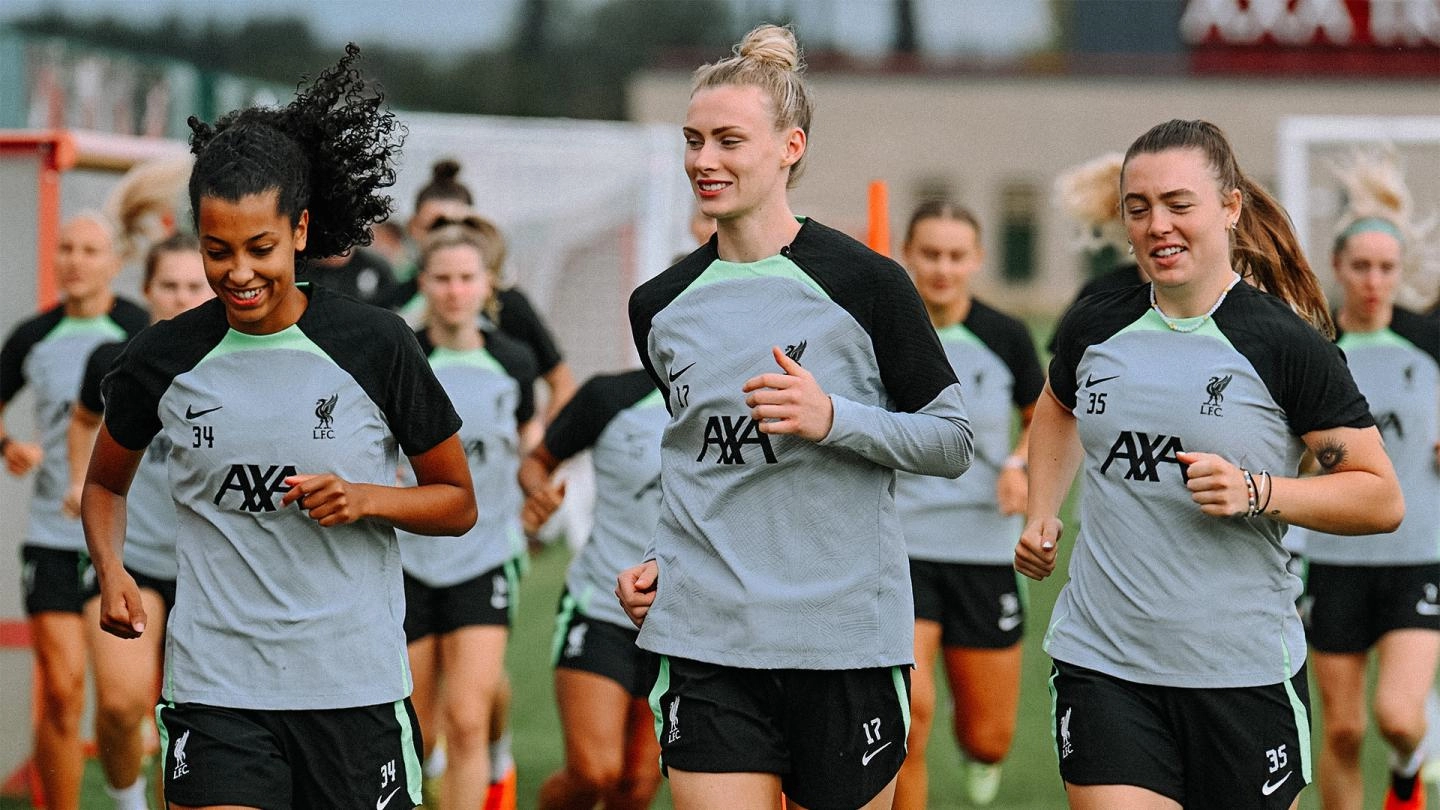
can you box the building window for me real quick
[1000,181,1037,284]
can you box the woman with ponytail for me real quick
[1016,119,1403,809]
[1291,149,1440,810]
[82,45,475,810]
[620,24,973,810]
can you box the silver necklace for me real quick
[1150,273,1241,333]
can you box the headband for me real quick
[1338,216,1404,249]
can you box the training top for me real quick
[1,299,148,552]
[1292,307,1439,565]
[546,370,666,629]
[628,218,974,670]
[397,328,536,587]
[896,300,1044,564]
[1044,281,1372,688]
[80,340,176,580]
[100,285,461,710]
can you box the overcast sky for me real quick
[0,0,1053,58]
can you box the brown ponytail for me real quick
[1124,119,1335,339]
[1232,176,1334,339]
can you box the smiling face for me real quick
[56,217,121,306]
[683,84,804,224]
[1334,229,1402,325]
[197,190,309,335]
[418,242,491,331]
[144,249,214,322]
[1121,147,1240,290]
[902,216,984,320]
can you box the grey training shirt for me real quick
[628,219,974,670]
[101,286,461,710]
[1045,281,1372,688]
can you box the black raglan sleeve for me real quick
[544,370,654,462]
[79,341,125,415]
[486,330,540,426]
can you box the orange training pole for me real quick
[866,179,890,257]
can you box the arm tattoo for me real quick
[1315,440,1348,472]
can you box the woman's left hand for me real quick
[282,473,369,527]
[742,346,833,442]
[1176,451,1250,518]
[996,467,1027,516]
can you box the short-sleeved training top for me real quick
[81,340,176,580]
[1045,280,1371,689]
[896,300,1044,564]
[397,328,536,587]
[1,299,148,552]
[100,285,461,710]
[1293,307,1439,565]
[545,369,666,630]
[628,218,974,670]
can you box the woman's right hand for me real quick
[522,480,566,536]
[3,439,42,476]
[97,567,147,639]
[616,559,659,629]
[1015,516,1063,581]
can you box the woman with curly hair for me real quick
[81,45,475,810]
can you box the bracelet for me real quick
[1258,470,1273,513]
[1002,454,1027,471]
[1241,468,1259,518]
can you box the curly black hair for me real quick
[186,44,404,259]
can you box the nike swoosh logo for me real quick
[861,741,893,766]
[1261,771,1292,796]
[185,405,223,420]
[668,362,696,383]
[1083,374,1119,388]
[1417,600,1440,616]
[376,786,401,810]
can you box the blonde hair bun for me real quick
[736,24,802,72]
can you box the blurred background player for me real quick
[398,224,537,810]
[1047,152,1146,355]
[64,234,212,810]
[893,201,1043,809]
[1016,118,1403,810]
[1292,148,1440,810]
[620,24,973,810]
[522,362,666,810]
[1,212,147,810]
[386,159,577,423]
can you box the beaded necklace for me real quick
[1149,273,1241,333]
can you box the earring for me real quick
[1126,242,1134,255]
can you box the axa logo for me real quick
[1200,374,1231,417]
[313,393,338,439]
[696,415,777,464]
[1376,411,1405,440]
[213,464,298,512]
[635,473,661,501]
[1100,431,1186,483]
[465,437,487,464]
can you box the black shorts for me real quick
[21,545,87,616]
[910,559,1024,648]
[78,557,177,614]
[403,559,520,643]
[157,699,423,810]
[551,590,659,698]
[1303,561,1440,653]
[651,655,910,810]
[1050,659,1311,809]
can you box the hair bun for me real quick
[737,24,801,72]
[431,158,462,182]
